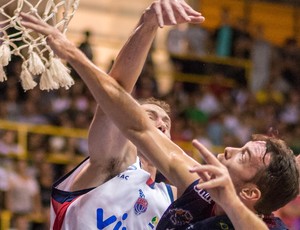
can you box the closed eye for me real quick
[164,120,171,130]
[240,152,246,162]
[146,111,156,121]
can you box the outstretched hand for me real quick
[20,12,75,61]
[189,140,237,208]
[20,0,205,59]
[147,0,205,27]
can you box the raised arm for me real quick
[88,1,173,164]
[91,0,204,165]
[88,5,162,165]
[109,0,204,93]
[190,140,268,230]
[86,0,205,165]
[20,2,204,194]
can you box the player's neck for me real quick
[139,155,157,181]
[143,164,157,181]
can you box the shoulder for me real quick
[264,216,289,230]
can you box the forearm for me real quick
[66,47,145,131]
[223,198,268,230]
[63,16,157,160]
[85,7,159,160]
[109,10,158,93]
[67,47,197,187]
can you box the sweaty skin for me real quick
[20,2,268,229]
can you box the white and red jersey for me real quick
[51,157,174,230]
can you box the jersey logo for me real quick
[96,208,128,230]
[169,208,193,226]
[148,216,159,229]
[134,189,148,215]
[219,221,230,230]
[117,174,129,180]
[193,186,212,204]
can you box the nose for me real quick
[155,117,167,133]
[224,147,233,159]
[157,122,166,134]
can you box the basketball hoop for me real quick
[0,0,80,91]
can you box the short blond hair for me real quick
[138,97,171,116]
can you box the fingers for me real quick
[153,2,165,28]
[172,0,205,23]
[188,15,205,24]
[20,12,52,36]
[170,0,190,22]
[19,12,36,22]
[20,20,48,36]
[192,139,222,166]
[196,177,225,190]
[190,164,222,177]
[161,0,177,25]
[189,165,210,182]
[20,12,44,26]
[180,0,202,16]
[152,0,204,27]
[190,164,228,190]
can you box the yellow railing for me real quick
[0,120,88,229]
[169,53,252,86]
[200,0,299,45]
[0,120,224,229]
[0,211,11,230]
[0,119,224,163]
[0,119,88,161]
[0,119,225,229]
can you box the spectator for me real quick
[250,24,272,93]
[186,24,211,56]
[0,131,23,156]
[6,159,42,230]
[78,30,94,61]
[167,23,188,55]
[213,6,235,57]
[232,17,252,59]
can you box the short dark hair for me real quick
[138,97,171,116]
[251,134,299,214]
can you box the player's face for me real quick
[141,103,171,139]
[217,141,271,190]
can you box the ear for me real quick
[239,186,261,202]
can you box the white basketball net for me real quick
[0,0,80,91]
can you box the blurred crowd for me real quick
[0,6,300,229]
[164,6,300,153]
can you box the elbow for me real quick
[125,121,150,141]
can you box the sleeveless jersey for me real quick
[157,180,288,230]
[51,157,174,230]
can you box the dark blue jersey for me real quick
[186,215,234,230]
[157,180,288,230]
[263,215,289,230]
[157,180,215,229]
